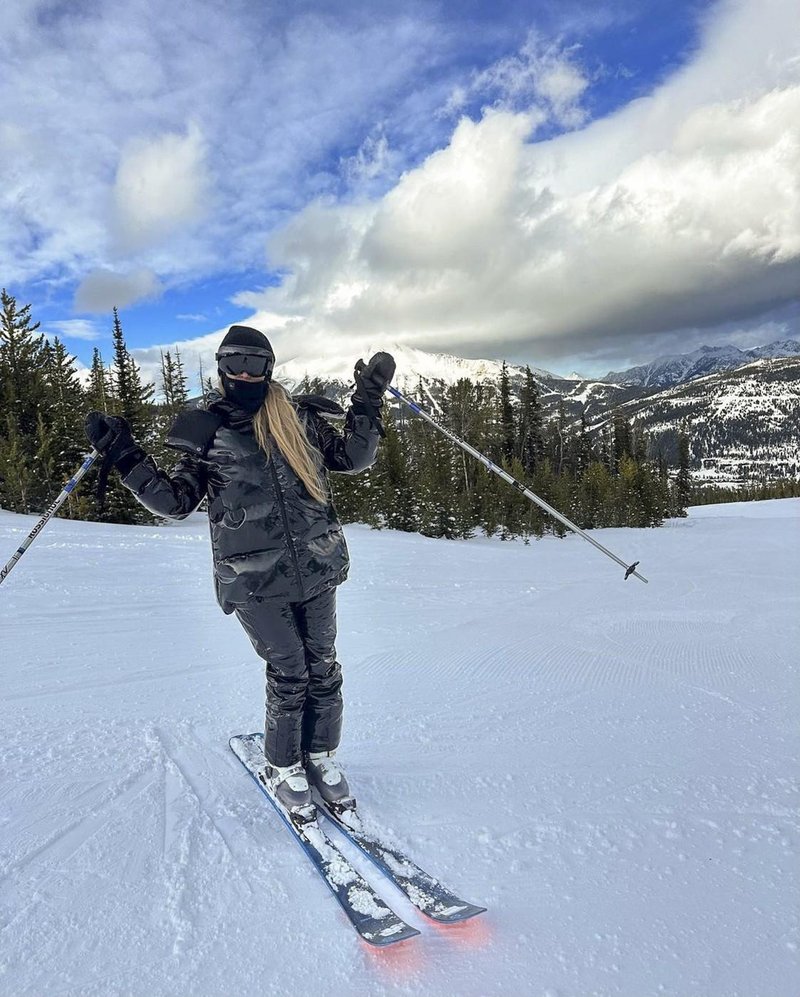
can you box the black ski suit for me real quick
[118,390,380,765]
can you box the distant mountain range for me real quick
[276,339,800,485]
[603,341,800,388]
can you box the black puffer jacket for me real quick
[120,391,379,612]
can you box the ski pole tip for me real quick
[624,561,639,580]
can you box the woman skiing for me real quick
[85,325,395,817]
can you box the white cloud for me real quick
[4,0,798,373]
[446,33,590,126]
[341,128,394,188]
[130,330,223,390]
[46,319,102,341]
[0,1,451,292]
[113,125,209,251]
[75,269,163,312]
[236,0,800,367]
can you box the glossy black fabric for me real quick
[119,391,380,612]
[235,587,342,766]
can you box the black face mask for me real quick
[220,372,270,414]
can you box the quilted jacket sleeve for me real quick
[120,453,208,520]
[310,408,380,475]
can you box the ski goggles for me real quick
[216,346,274,378]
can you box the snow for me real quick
[604,339,800,388]
[1,500,798,997]
[275,342,556,392]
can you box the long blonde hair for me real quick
[251,381,328,504]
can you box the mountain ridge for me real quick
[602,340,800,388]
[276,338,800,485]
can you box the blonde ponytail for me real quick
[252,382,328,504]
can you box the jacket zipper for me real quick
[269,454,305,599]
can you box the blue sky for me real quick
[2,0,798,384]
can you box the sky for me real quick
[1,0,798,387]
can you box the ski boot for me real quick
[262,761,315,825]
[305,750,356,817]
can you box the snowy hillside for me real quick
[1,501,798,996]
[609,356,800,482]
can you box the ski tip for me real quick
[428,902,487,924]
[229,732,262,749]
[363,924,422,947]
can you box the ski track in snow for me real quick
[0,500,798,997]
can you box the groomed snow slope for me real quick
[1,501,798,997]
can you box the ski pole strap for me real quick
[386,384,649,585]
[0,450,100,587]
[93,423,121,512]
[95,450,115,511]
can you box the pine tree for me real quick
[574,407,594,478]
[544,401,566,477]
[172,347,189,407]
[0,289,50,512]
[577,461,612,529]
[160,350,174,408]
[517,366,543,474]
[673,426,692,516]
[109,308,154,435]
[499,362,515,463]
[612,409,632,474]
[87,347,112,411]
[376,408,418,532]
[103,308,155,524]
[37,337,87,517]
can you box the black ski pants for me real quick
[234,586,343,767]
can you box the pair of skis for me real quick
[230,733,485,947]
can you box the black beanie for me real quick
[219,325,275,355]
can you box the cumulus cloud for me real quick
[237,0,800,368]
[0,0,454,292]
[129,330,222,390]
[113,125,209,251]
[75,269,163,312]
[45,319,102,341]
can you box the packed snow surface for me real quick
[1,500,798,997]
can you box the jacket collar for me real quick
[205,389,256,431]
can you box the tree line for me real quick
[325,364,690,539]
[0,289,188,524]
[2,289,694,535]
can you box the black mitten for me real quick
[84,412,145,512]
[84,412,141,467]
[355,352,396,398]
[351,352,396,427]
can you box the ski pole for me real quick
[0,450,101,587]
[386,384,649,584]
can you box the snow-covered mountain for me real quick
[275,342,555,394]
[603,356,800,482]
[603,340,800,388]
[275,340,800,482]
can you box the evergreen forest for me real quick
[3,289,791,538]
